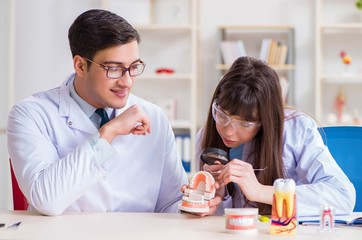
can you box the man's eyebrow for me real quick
[103,59,141,65]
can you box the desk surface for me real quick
[0,211,361,239]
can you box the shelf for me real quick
[170,120,192,129]
[217,25,294,31]
[138,73,192,81]
[135,24,194,31]
[322,74,362,83]
[321,23,362,30]
[216,25,295,105]
[103,0,199,173]
[315,0,362,126]
[216,64,295,71]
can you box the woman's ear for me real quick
[73,55,87,77]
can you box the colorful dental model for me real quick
[319,204,335,233]
[340,50,352,74]
[178,171,216,213]
[340,51,351,65]
[270,178,297,235]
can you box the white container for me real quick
[225,208,258,234]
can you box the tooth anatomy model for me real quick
[270,178,297,235]
[178,171,216,213]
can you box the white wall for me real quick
[0,0,316,210]
[0,0,102,210]
[0,0,12,211]
[14,0,101,102]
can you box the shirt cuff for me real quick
[88,133,116,165]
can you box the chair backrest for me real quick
[318,126,362,211]
[9,160,28,210]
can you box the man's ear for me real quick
[73,55,87,77]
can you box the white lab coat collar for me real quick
[59,75,97,134]
[59,74,134,133]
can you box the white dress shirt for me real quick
[7,74,188,215]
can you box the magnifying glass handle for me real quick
[226,182,236,197]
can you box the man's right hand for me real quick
[98,104,151,143]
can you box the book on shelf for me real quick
[279,75,289,104]
[259,38,288,65]
[267,39,278,65]
[298,212,362,226]
[259,38,271,62]
[220,40,247,65]
[278,44,288,65]
[175,134,191,172]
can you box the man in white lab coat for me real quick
[7,9,188,216]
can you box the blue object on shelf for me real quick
[175,134,191,172]
[182,162,191,172]
[318,126,362,212]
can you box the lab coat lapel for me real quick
[59,78,97,134]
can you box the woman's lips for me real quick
[222,137,237,146]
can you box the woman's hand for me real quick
[196,195,222,217]
[217,159,272,204]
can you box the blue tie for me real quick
[95,108,110,128]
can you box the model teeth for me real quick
[273,179,296,218]
[188,171,214,193]
[179,171,216,212]
[182,195,204,204]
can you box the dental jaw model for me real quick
[270,178,297,235]
[179,171,216,213]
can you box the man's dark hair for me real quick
[68,9,140,60]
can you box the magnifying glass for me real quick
[200,148,229,165]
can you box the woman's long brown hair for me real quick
[201,56,285,214]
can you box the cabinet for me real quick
[315,0,362,125]
[102,0,199,173]
[216,25,295,105]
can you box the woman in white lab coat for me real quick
[196,56,355,216]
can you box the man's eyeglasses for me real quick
[212,101,261,132]
[83,57,146,79]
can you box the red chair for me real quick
[10,160,28,210]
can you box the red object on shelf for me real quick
[156,68,174,74]
[340,50,351,65]
[340,51,346,58]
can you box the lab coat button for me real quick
[68,121,72,126]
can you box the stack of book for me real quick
[259,38,288,65]
[175,134,191,172]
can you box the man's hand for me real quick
[98,104,151,143]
